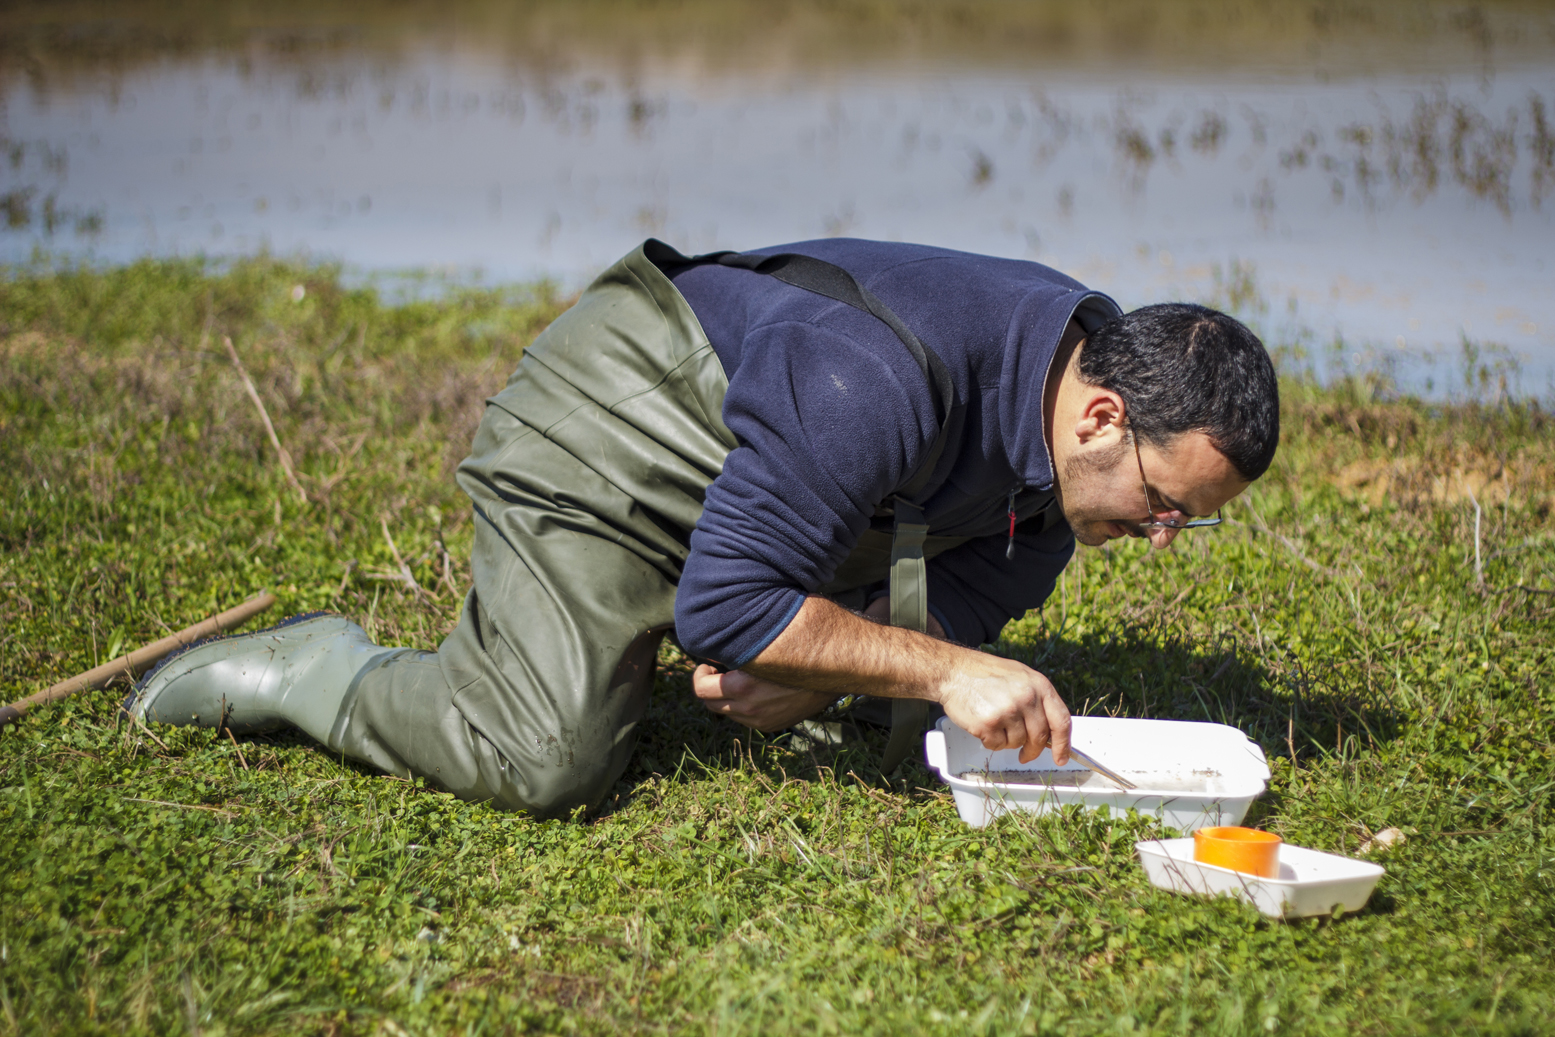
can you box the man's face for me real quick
[1057,427,1251,549]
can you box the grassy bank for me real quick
[1,258,1552,1036]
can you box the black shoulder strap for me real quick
[644,238,955,503]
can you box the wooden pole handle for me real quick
[0,592,279,729]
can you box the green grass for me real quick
[1,257,1552,1036]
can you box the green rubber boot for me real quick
[125,612,413,749]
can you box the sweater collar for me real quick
[998,290,1122,491]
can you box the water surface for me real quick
[3,1,1552,390]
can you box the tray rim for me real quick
[928,716,1274,789]
[945,772,1271,799]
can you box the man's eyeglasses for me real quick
[1131,430,1223,530]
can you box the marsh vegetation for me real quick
[1,257,1551,1035]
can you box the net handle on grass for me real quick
[0,592,278,729]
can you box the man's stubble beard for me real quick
[1057,437,1133,547]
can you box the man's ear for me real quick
[1072,388,1127,445]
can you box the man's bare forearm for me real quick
[742,595,970,702]
[737,594,1071,764]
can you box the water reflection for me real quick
[2,0,1552,391]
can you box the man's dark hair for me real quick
[1078,303,1280,481]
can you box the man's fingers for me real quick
[695,668,760,722]
[1016,714,1048,764]
[1011,675,1070,765]
[692,664,727,702]
[694,664,754,706]
[1011,679,1050,764]
[999,718,1029,757]
[1044,689,1072,766]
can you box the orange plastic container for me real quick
[1192,826,1283,877]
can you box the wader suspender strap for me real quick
[643,239,955,771]
[881,500,932,773]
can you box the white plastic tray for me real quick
[1135,837,1385,918]
[924,715,1270,831]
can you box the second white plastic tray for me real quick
[1135,837,1386,918]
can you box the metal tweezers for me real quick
[1067,746,1138,790]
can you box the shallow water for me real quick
[2,1,1552,390]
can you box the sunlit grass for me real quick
[0,257,1552,1036]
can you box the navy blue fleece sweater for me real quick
[667,239,1120,667]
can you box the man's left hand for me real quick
[692,665,837,732]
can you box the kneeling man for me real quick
[129,238,1278,817]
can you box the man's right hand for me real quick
[933,652,1071,765]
